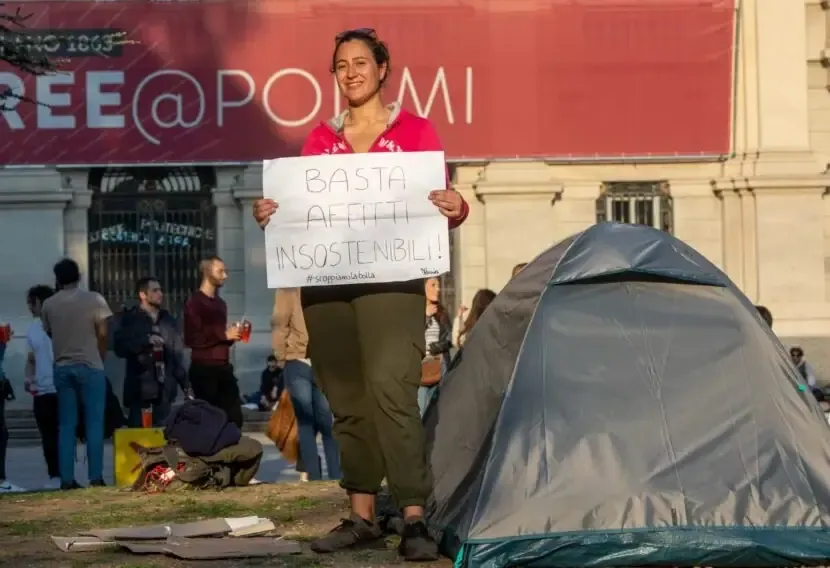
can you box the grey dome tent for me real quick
[424,222,830,568]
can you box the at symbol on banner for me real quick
[132,69,206,146]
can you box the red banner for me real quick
[0,0,735,165]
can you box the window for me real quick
[88,166,217,315]
[596,181,673,233]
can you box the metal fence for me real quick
[87,166,217,315]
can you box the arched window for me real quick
[88,166,217,315]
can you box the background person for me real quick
[114,277,190,427]
[259,355,283,411]
[790,346,819,389]
[183,257,244,428]
[452,288,496,349]
[252,28,468,561]
[511,262,528,278]
[419,278,451,414]
[25,285,60,488]
[41,258,112,490]
[756,305,773,328]
[273,288,340,482]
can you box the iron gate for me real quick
[87,166,218,315]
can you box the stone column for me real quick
[60,169,93,289]
[233,163,272,331]
[0,167,70,406]
[754,0,810,152]
[670,181,724,270]
[730,0,820,176]
[714,183,746,290]
[475,162,563,292]
[739,188,759,301]
[212,167,246,319]
[753,182,825,307]
[452,164,487,307]
[554,181,600,241]
[224,164,272,394]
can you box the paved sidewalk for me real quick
[3,433,329,491]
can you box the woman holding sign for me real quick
[253,28,467,562]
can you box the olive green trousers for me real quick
[304,288,430,508]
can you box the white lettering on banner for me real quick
[397,67,453,124]
[262,151,449,288]
[36,73,75,129]
[216,69,255,127]
[262,68,322,127]
[132,69,206,145]
[0,72,24,129]
[87,70,124,128]
[0,66,475,140]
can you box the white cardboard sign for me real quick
[262,151,450,288]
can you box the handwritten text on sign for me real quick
[262,151,449,288]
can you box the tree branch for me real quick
[0,2,135,110]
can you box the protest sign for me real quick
[262,151,450,288]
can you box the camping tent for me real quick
[424,222,830,568]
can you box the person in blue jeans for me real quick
[40,259,112,490]
[272,288,341,481]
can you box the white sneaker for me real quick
[299,472,309,483]
[0,480,26,493]
[247,477,264,486]
[44,477,61,490]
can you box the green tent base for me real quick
[451,525,830,568]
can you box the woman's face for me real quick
[425,278,440,303]
[334,39,385,105]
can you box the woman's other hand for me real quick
[253,199,278,229]
[429,189,463,219]
[456,305,468,318]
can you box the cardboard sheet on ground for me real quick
[117,537,301,559]
[51,536,119,552]
[74,516,273,542]
[263,151,450,288]
[54,517,296,559]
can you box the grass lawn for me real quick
[0,482,453,567]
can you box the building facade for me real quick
[0,0,827,401]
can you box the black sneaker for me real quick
[89,479,106,488]
[398,518,439,562]
[310,514,385,553]
[60,480,84,491]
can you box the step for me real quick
[5,409,34,422]
[5,409,272,434]
[8,430,40,441]
[5,417,36,429]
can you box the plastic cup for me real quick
[240,320,252,343]
[0,324,10,344]
[141,408,153,428]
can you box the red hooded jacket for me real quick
[300,103,469,229]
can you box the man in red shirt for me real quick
[183,257,243,427]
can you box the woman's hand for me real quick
[429,189,464,219]
[456,305,468,318]
[253,199,279,229]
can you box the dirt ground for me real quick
[0,482,453,567]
